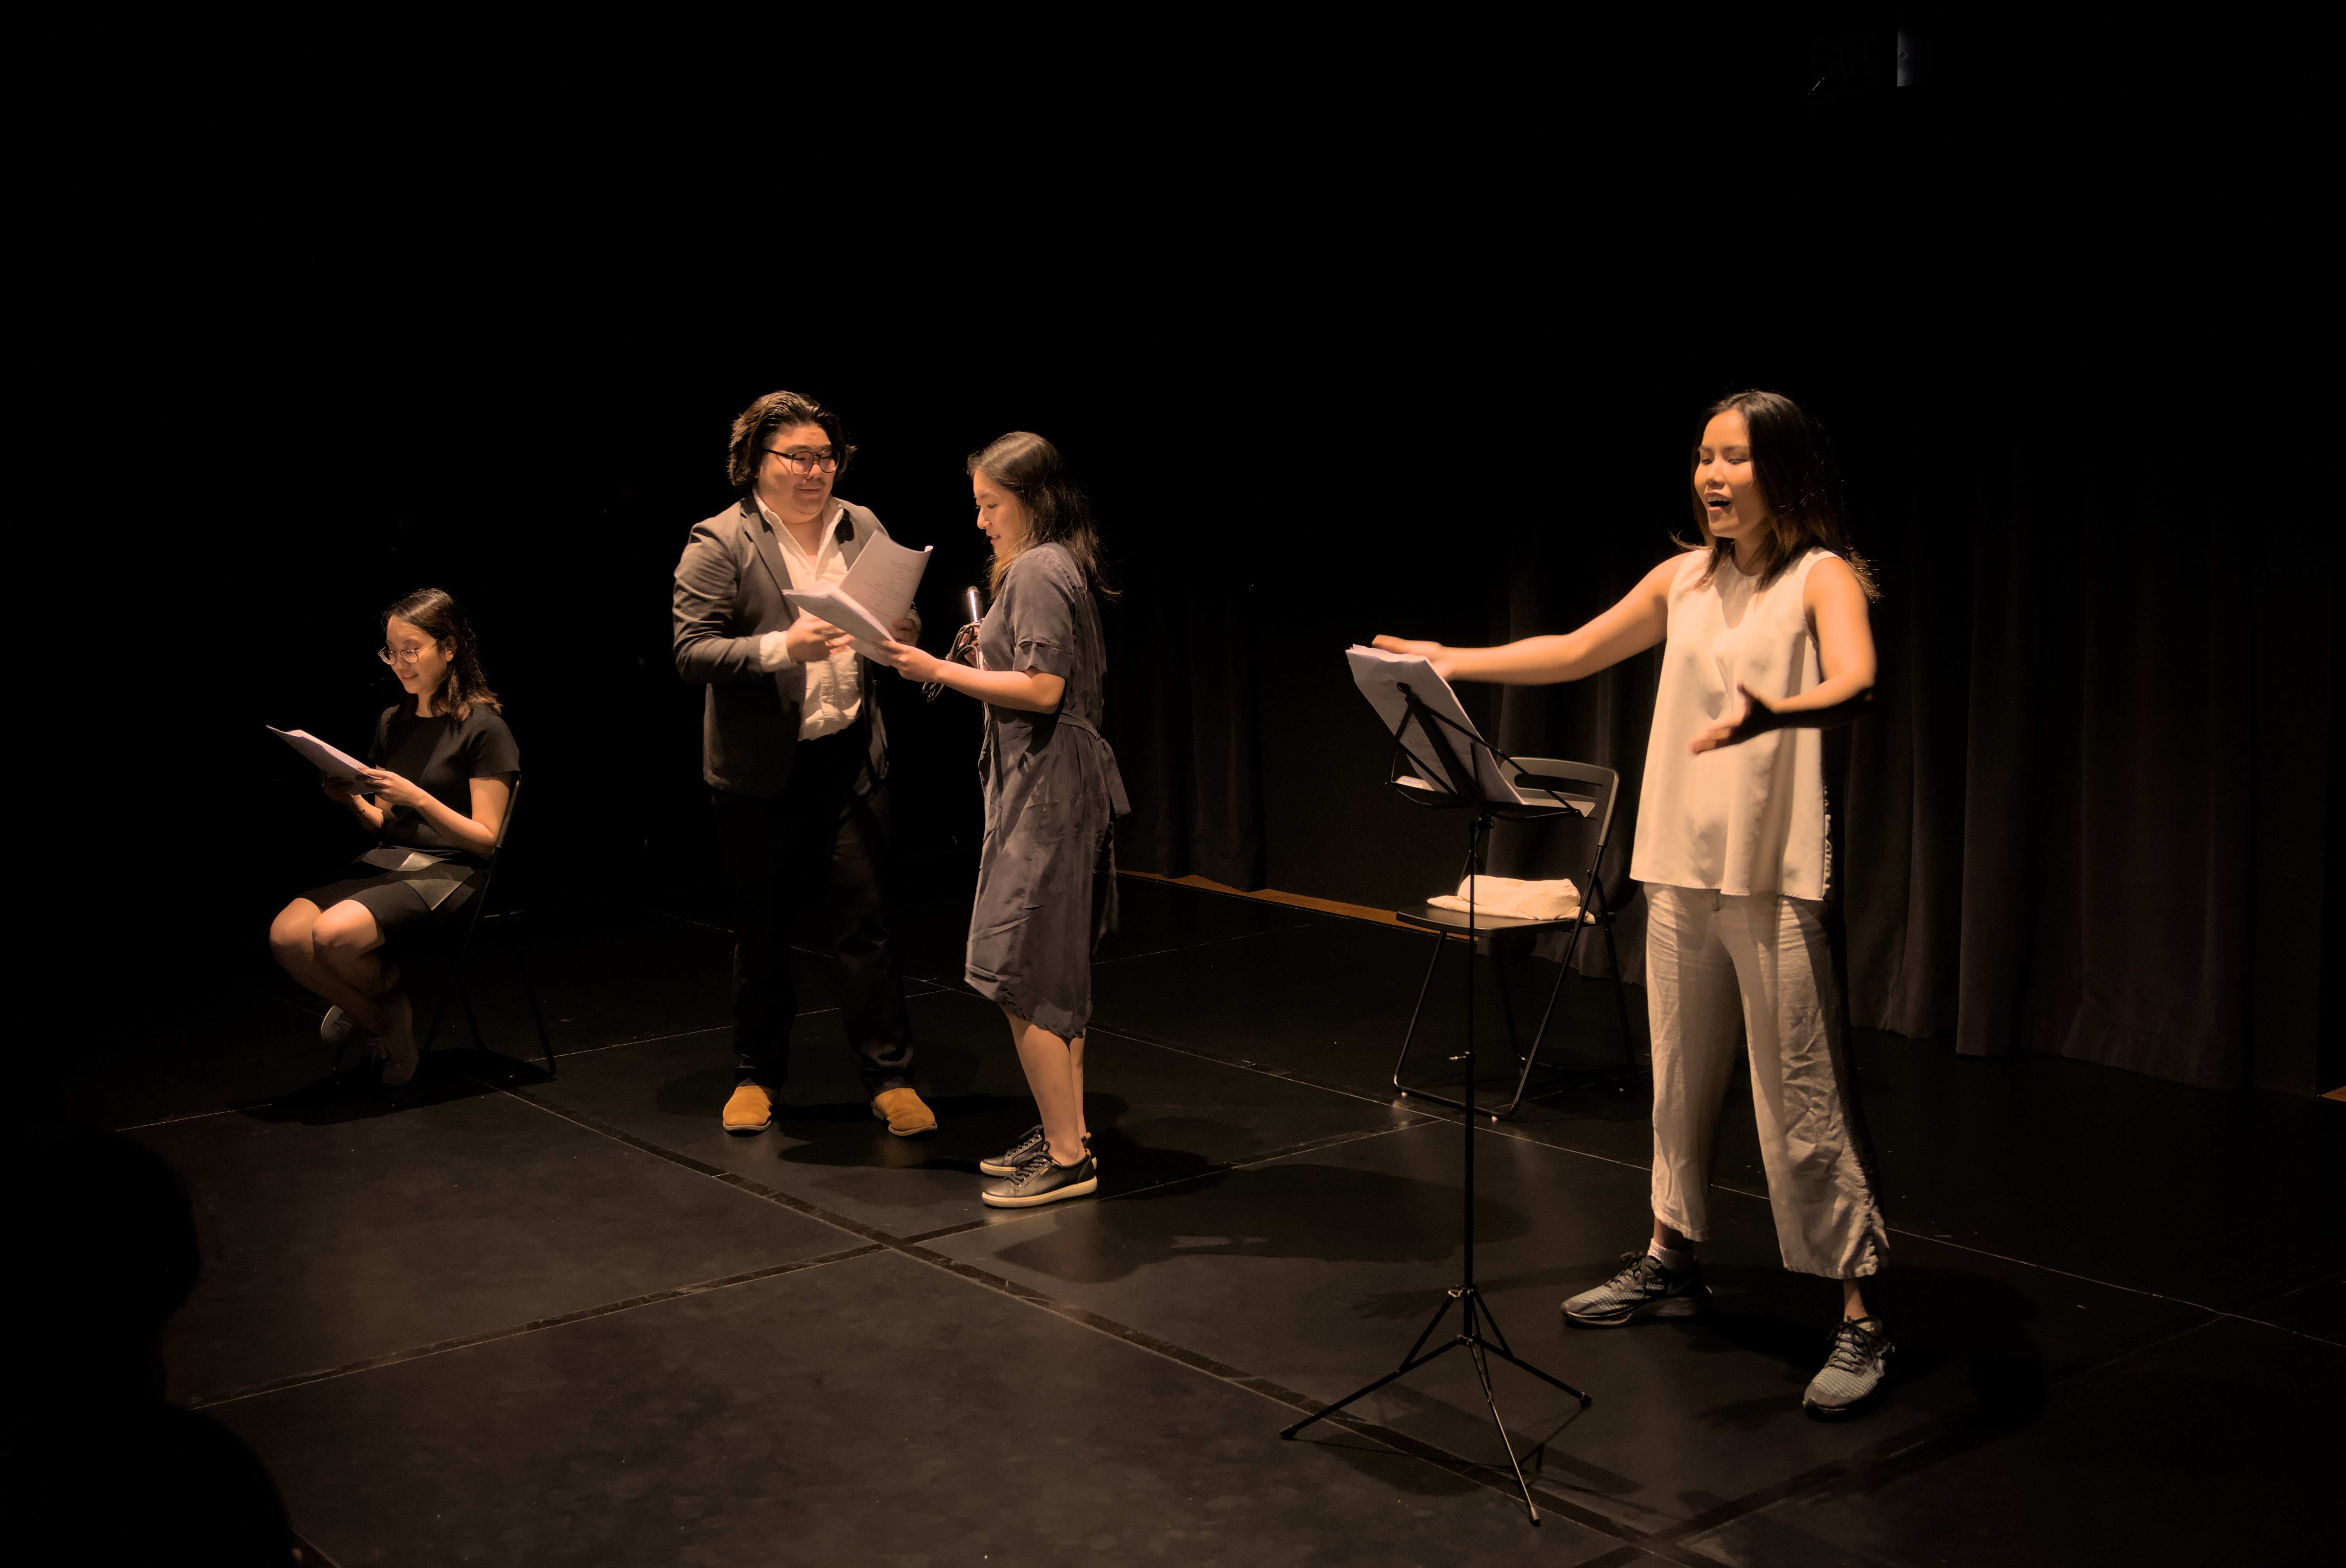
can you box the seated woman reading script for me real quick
[269,588,519,1085]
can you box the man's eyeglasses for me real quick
[764,447,840,475]
[378,645,436,667]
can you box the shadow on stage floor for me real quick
[35,874,2342,1566]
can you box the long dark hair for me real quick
[1681,390,1879,601]
[382,587,502,720]
[970,431,1117,602]
[727,389,856,495]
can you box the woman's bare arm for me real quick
[1687,556,1877,752]
[320,771,385,832]
[872,638,1065,713]
[355,769,516,856]
[1373,555,1682,684]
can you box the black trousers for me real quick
[711,724,915,1097]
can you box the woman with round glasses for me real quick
[1373,390,1896,1421]
[269,588,519,1085]
[874,432,1127,1208]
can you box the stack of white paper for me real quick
[268,726,368,778]
[784,536,934,659]
[1343,645,1523,805]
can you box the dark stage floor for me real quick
[58,878,2342,1565]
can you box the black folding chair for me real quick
[417,771,555,1079]
[328,773,556,1091]
[1390,756,1636,1119]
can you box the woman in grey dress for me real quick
[875,432,1127,1209]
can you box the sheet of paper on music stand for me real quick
[1345,645,1525,805]
[268,726,369,778]
[783,537,934,658]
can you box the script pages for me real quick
[268,726,369,779]
[1344,646,1526,806]
[783,536,934,659]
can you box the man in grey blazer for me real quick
[673,389,934,1139]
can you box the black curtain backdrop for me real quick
[37,22,2330,1102]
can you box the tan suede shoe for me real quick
[723,1083,774,1135]
[870,1087,938,1137]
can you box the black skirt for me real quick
[300,862,481,945]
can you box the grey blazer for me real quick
[672,496,916,796]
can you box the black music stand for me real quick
[1280,680,1591,1524]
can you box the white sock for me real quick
[1648,1241,1693,1271]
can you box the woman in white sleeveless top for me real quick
[1372,390,1893,1421]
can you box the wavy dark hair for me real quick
[727,389,857,496]
[1681,390,1879,601]
[970,431,1117,601]
[382,587,503,720]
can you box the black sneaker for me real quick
[980,1150,1098,1209]
[1560,1251,1709,1327]
[1803,1315,1892,1420]
[979,1127,1091,1178]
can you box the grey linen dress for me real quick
[965,543,1131,1042]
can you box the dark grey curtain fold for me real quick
[1145,311,2326,1092]
[1107,564,1267,891]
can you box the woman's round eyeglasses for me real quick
[764,447,839,475]
[378,645,437,667]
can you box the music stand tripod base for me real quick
[1283,682,1594,1525]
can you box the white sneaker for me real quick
[320,964,397,1048]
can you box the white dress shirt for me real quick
[756,496,862,741]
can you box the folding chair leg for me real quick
[456,972,485,1051]
[1499,919,1586,1116]
[1390,932,1450,1093]
[421,983,455,1053]
[507,915,556,1078]
[1604,924,1637,1065]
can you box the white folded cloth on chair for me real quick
[1426,875,1581,921]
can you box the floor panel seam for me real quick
[1656,1312,2258,1549]
[885,1241,1714,1557]
[118,1104,256,1132]
[1090,920,1321,969]
[290,1529,343,1568]
[183,1245,881,1411]
[477,1079,1693,1547]
[1084,1024,1401,1110]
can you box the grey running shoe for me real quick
[1561,1251,1708,1327]
[980,1128,1091,1177]
[981,1150,1098,1209]
[1803,1315,1892,1420]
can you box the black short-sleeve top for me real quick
[367,697,521,863]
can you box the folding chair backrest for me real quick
[1494,756,1623,913]
[449,772,523,950]
[1498,757,1618,846]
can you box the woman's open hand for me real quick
[357,767,430,810]
[1370,634,1456,680]
[1689,683,1782,754]
[871,638,944,684]
[317,769,361,804]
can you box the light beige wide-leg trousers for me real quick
[1643,883,1888,1279]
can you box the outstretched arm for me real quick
[1372,555,1682,685]
[1687,556,1876,753]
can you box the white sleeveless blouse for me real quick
[1631,547,1834,899]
